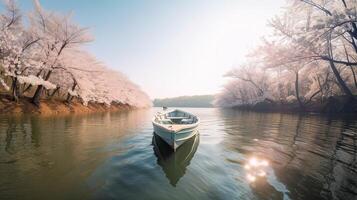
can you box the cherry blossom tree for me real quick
[0,0,151,108]
[0,0,42,101]
[28,0,92,105]
[215,0,357,109]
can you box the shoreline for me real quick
[230,96,357,114]
[0,95,132,116]
[1,95,357,116]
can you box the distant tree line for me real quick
[154,95,214,108]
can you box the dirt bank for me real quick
[0,94,132,116]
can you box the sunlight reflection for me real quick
[244,157,269,183]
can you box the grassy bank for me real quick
[0,94,132,116]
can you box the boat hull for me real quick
[153,123,198,150]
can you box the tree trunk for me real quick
[22,84,32,94]
[350,66,357,89]
[295,72,304,109]
[66,93,72,103]
[328,60,354,99]
[32,70,52,106]
[50,86,60,99]
[22,69,45,95]
[31,86,43,106]
[348,22,357,53]
[66,82,77,103]
[11,77,19,102]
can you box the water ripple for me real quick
[0,108,356,200]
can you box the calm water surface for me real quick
[0,108,357,200]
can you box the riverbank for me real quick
[0,94,132,116]
[232,96,357,114]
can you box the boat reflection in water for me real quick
[152,132,199,187]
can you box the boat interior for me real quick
[155,110,198,125]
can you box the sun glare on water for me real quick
[244,157,269,183]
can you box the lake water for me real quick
[0,108,357,200]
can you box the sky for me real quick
[16,0,285,99]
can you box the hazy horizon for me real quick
[17,0,285,99]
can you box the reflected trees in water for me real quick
[218,110,357,199]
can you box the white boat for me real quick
[152,109,200,151]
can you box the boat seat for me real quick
[160,119,173,124]
[181,118,194,124]
[166,116,190,120]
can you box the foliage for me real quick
[215,0,357,109]
[0,0,151,108]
